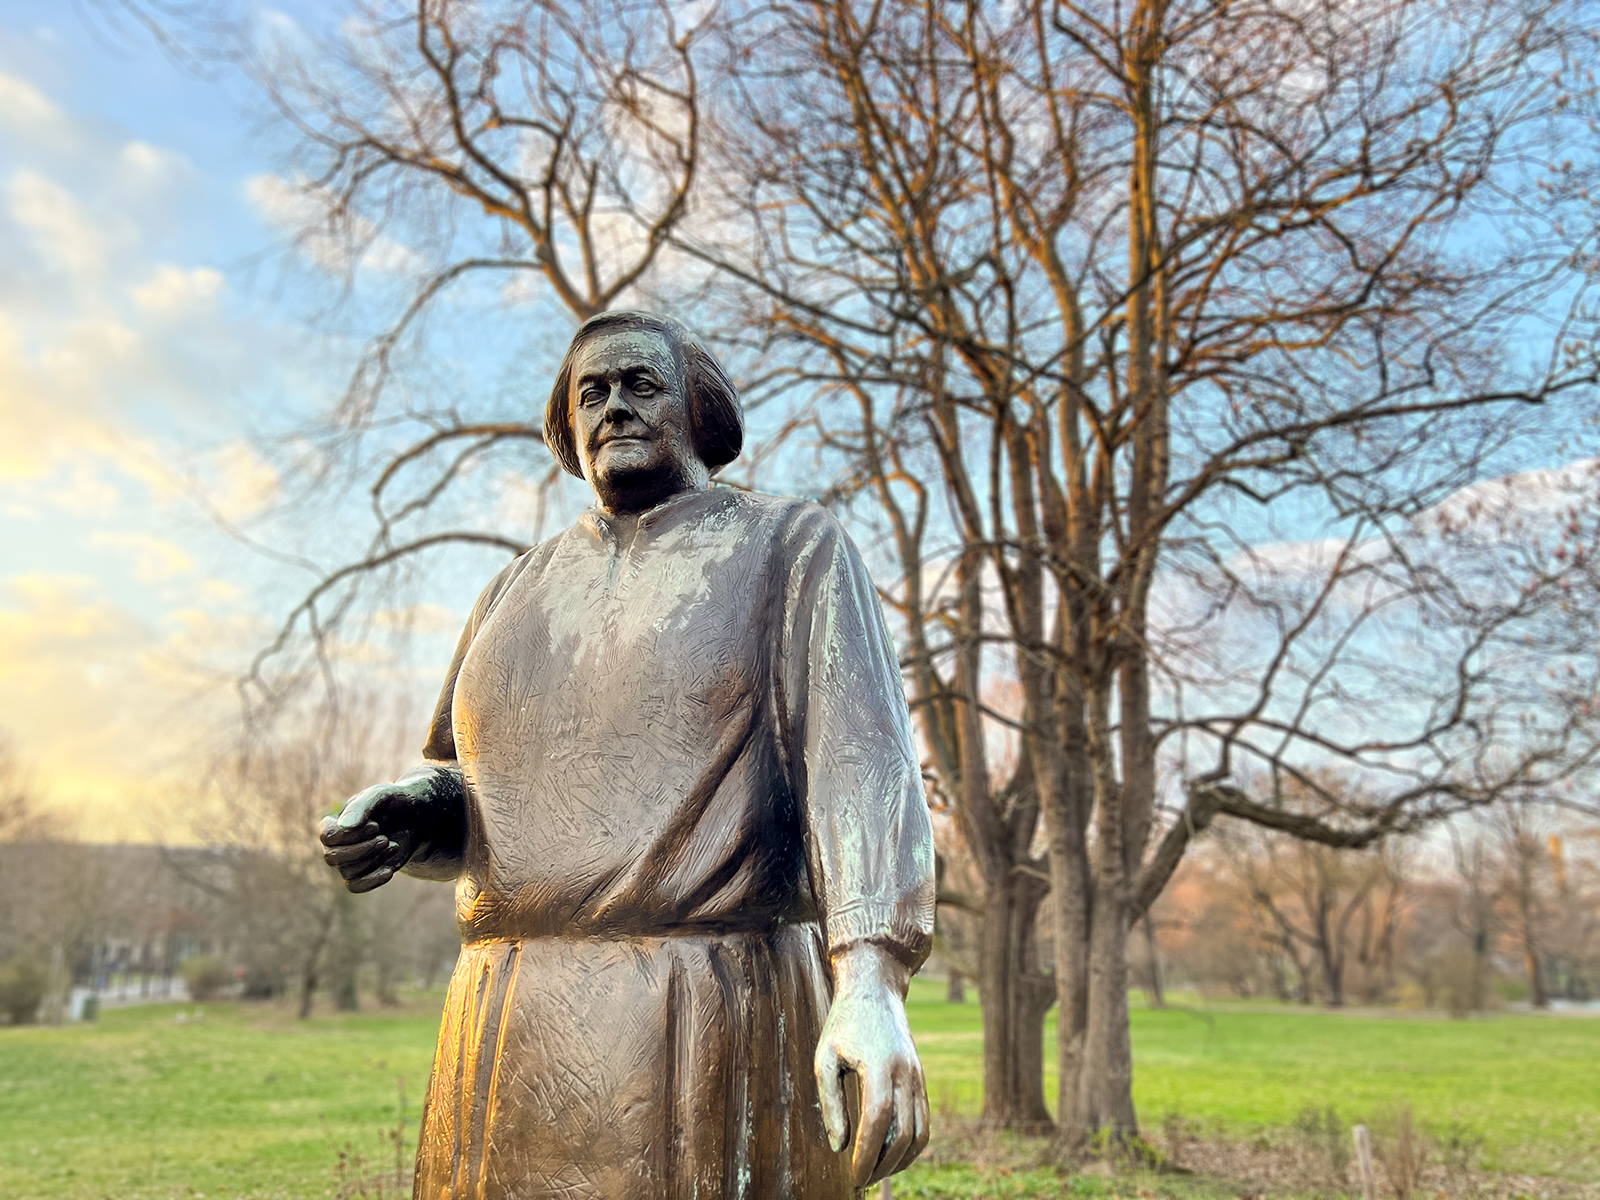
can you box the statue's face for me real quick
[570,329,703,512]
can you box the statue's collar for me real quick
[579,486,723,541]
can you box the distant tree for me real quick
[1491,801,1555,1007]
[1446,824,1500,1011]
[183,695,414,1017]
[1223,811,1406,1007]
[0,737,46,845]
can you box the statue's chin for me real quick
[591,457,693,514]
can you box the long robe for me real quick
[410,487,936,1200]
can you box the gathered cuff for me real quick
[824,902,933,971]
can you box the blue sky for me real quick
[2,1,1595,839]
[0,2,368,835]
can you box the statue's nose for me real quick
[601,383,637,422]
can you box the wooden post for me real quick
[1353,1124,1377,1200]
[880,1179,893,1199]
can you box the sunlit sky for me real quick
[0,2,375,837]
[2,4,1594,841]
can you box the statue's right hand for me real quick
[320,777,434,893]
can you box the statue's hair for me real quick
[544,311,743,479]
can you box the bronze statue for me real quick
[321,312,936,1199]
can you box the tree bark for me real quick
[1067,878,1138,1143]
[1044,751,1091,1146]
[946,967,966,1004]
[978,876,1054,1131]
[296,908,333,1020]
[1141,915,1165,1009]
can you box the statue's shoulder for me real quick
[715,491,854,568]
[472,535,562,612]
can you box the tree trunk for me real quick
[331,886,363,1012]
[1516,887,1549,1008]
[1048,811,1091,1143]
[297,909,333,1020]
[1066,878,1138,1144]
[946,968,966,1004]
[1140,915,1165,1009]
[297,958,319,1020]
[1319,937,1345,1007]
[1524,942,1548,1008]
[977,877,1053,1132]
[1470,927,1488,1012]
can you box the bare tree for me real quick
[1446,822,1499,1011]
[695,0,1600,1146]
[0,738,46,845]
[1491,800,1554,1007]
[1222,812,1404,1007]
[177,694,415,1018]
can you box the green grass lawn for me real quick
[0,1000,432,1200]
[1,980,1595,1198]
[913,979,1600,1177]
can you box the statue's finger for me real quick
[338,851,388,881]
[322,817,380,847]
[877,1071,917,1180]
[345,865,394,893]
[324,836,388,867]
[380,837,412,870]
[851,1066,893,1187]
[910,1071,930,1164]
[813,1044,849,1154]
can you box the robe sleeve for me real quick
[780,506,936,971]
[420,553,532,763]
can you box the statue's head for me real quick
[545,311,743,513]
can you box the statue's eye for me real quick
[630,378,658,397]
[579,386,606,407]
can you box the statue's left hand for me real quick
[814,943,930,1186]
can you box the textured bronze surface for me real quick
[323,313,936,1199]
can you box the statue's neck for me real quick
[592,466,709,517]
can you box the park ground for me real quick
[0,979,1596,1200]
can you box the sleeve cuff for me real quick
[824,901,934,971]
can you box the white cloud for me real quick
[370,603,460,635]
[247,171,419,275]
[0,572,260,839]
[0,68,339,834]
[1428,459,1600,537]
[90,532,196,582]
[117,139,189,185]
[9,168,112,281]
[131,264,224,317]
[0,71,70,140]
[202,439,281,522]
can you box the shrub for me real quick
[1435,948,1487,1017]
[1293,1105,1350,1184]
[181,955,233,1002]
[1371,1104,1429,1200]
[0,954,48,1024]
